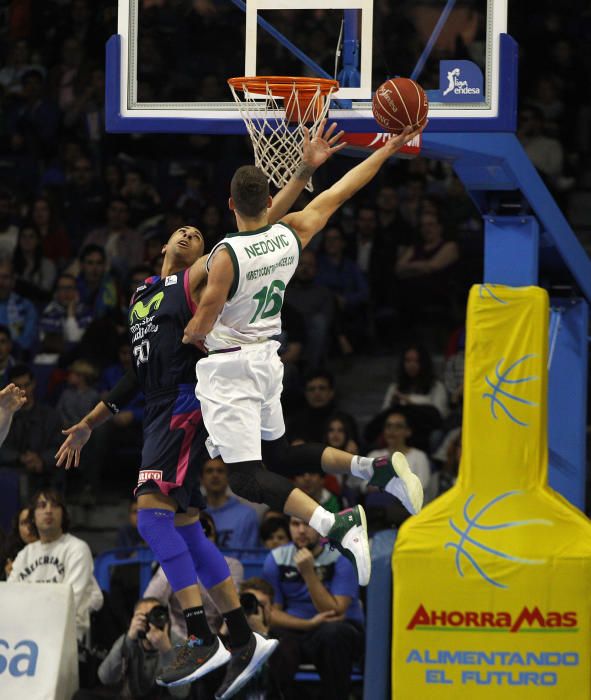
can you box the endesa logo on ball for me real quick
[407,605,578,633]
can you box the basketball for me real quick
[372,77,428,134]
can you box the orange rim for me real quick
[228,76,339,98]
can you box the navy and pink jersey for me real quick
[129,268,205,398]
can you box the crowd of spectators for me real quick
[1,0,590,697]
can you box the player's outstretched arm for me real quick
[0,383,26,446]
[283,124,424,248]
[56,369,140,469]
[183,247,233,346]
[268,120,346,224]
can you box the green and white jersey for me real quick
[205,222,301,351]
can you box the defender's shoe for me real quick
[370,452,423,515]
[157,635,231,687]
[327,505,371,586]
[215,632,279,699]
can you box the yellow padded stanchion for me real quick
[392,285,591,699]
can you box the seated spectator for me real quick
[119,168,161,227]
[0,364,62,497]
[264,516,364,700]
[316,224,369,346]
[30,197,71,266]
[0,324,17,386]
[425,430,461,503]
[15,69,61,161]
[284,249,339,368]
[201,458,259,549]
[395,207,459,330]
[57,359,100,427]
[367,410,431,489]
[39,273,94,356]
[288,369,357,444]
[443,326,466,428]
[144,512,243,643]
[323,412,360,500]
[0,382,26,446]
[0,257,39,357]
[293,468,342,513]
[8,488,103,640]
[377,343,447,450]
[260,516,291,550]
[1,505,37,579]
[12,223,57,304]
[75,244,119,319]
[63,156,106,248]
[75,596,189,700]
[83,199,144,282]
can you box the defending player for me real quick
[55,123,345,699]
[182,128,425,670]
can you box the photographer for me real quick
[80,597,190,699]
[239,578,275,639]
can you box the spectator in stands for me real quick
[75,244,118,319]
[284,248,338,367]
[8,488,103,640]
[86,596,190,700]
[375,184,413,247]
[0,364,63,495]
[0,189,19,257]
[57,359,100,427]
[276,303,306,413]
[316,224,369,346]
[260,516,291,550]
[116,499,143,549]
[264,516,364,700]
[1,505,37,579]
[0,324,16,386]
[120,168,161,227]
[12,223,57,303]
[324,413,359,454]
[375,344,447,451]
[0,257,39,357]
[368,410,431,489]
[15,69,61,161]
[288,370,357,444]
[293,468,342,513]
[83,199,144,282]
[0,39,43,97]
[395,207,460,330]
[443,327,466,428]
[39,273,94,356]
[201,458,259,549]
[63,156,106,247]
[30,197,71,265]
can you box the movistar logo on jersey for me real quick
[244,233,291,259]
[130,292,164,322]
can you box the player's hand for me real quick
[182,318,206,350]
[382,122,426,156]
[294,547,316,577]
[55,421,92,469]
[0,383,26,413]
[302,120,346,170]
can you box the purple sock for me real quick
[177,520,231,589]
[137,509,197,592]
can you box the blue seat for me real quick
[94,546,156,595]
[295,663,363,684]
[220,547,268,579]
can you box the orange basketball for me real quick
[372,77,428,134]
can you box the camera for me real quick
[240,592,260,616]
[138,604,170,639]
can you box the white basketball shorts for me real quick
[195,340,285,463]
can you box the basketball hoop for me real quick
[228,76,339,192]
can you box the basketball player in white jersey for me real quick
[183,126,424,670]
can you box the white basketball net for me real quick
[229,79,336,192]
